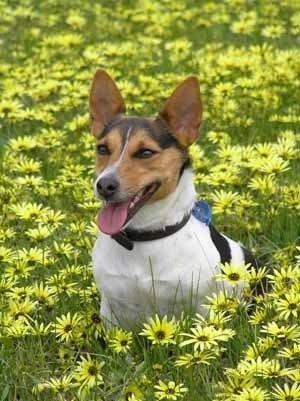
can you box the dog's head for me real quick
[89,70,202,235]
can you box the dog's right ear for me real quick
[159,77,202,148]
[89,70,126,137]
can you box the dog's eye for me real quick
[134,148,157,159]
[97,144,110,155]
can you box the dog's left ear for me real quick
[89,69,126,137]
[159,77,202,147]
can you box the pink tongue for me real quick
[97,201,131,235]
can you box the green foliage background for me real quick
[0,1,299,400]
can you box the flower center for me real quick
[228,273,240,281]
[64,324,72,332]
[197,335,208,342]
[155,330,166,340]
[91,313,101,323]
[88,366,98,376]
[281,277,293,286]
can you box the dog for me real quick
[90,70,260,328]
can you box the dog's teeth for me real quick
[129,193,143,210]
[133,196,138,203]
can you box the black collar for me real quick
[111,212,191,251]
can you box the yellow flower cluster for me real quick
[0,0,299,400]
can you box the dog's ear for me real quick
[89,70,126,137]
[159,77,202,147]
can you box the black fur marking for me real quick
[101,115,124,138]
[101,115,181,150]
[179,157,191,179]
[209,225,232,264]
[242,247,260,269]
[151,117,181,149]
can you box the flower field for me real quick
[0,0,300,400]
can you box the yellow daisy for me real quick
[140,315,178,345]
[154,380,187,400]
[73,354,104,391]
[109,328,133,353]
[54,312,82,342]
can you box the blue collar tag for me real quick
[192,200,212,225]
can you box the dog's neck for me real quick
[127,169,197,231]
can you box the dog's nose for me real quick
[96,175,119,200]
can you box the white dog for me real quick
[89,70,259,327]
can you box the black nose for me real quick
[96,175,119,200]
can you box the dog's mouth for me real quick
[97,182,160,235]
